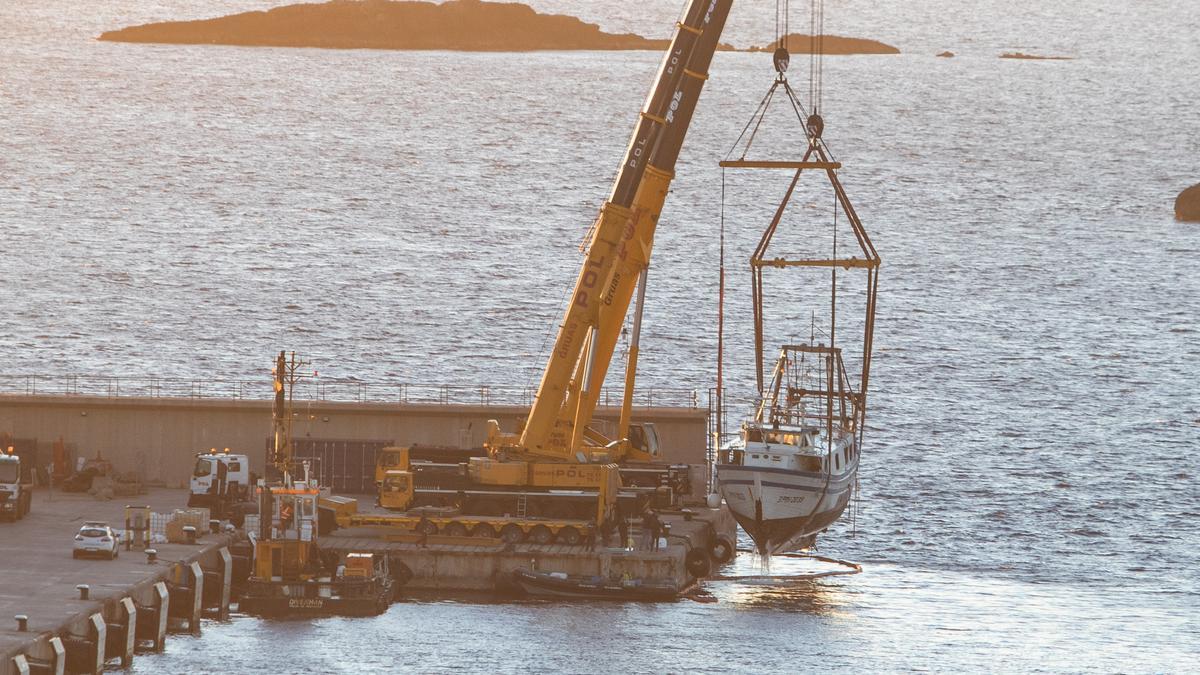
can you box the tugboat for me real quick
[238,477,395,617]
[238,351,395,617]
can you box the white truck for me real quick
[0,451,33,522]
[187,451,253,518]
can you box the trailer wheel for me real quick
[417,519,438,535]
[471,523,497,539]
[443,522,468,537]
[557,526,582,546]
[500,524,525,543]
[529,525,553,545]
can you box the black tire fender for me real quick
[710,536,735,564]
[685,549,712,578]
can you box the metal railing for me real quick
[0,373,700,409]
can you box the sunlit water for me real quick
[2,0,1199,671]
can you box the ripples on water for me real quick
[3,0,1199,671]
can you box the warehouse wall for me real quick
[0,395,708,486]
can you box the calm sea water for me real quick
[3,0,1199,671]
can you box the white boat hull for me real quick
[717,454,856,554]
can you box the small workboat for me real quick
[238,549,395,617]
[238,352,396,618]
[510,567,690,601]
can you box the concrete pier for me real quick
[0,489,233,675]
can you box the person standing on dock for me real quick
[642,510,661,551]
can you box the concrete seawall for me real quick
[0,395,707,484]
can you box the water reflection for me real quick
[714,577,848,614]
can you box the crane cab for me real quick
[624,423,661,462]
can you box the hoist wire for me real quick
[722,81,779,161]
[807,0,825,114]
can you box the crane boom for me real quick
[511,0,734,460]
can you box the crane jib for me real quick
[609,0,733,208]
[517,0,733,457]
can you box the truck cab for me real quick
[374,446,410,486]
[379,470,414,511]
[188,450,251,509]
[0,450,32,521]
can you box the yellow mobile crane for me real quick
[476,0,735,511]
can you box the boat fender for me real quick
[710,536,735,564]
[390,559,413,587]
[685,549,712,578]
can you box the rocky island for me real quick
[751,33,899,55]
[98,0,670,51]
[1176,184,1200,222]
[100,3,890,54]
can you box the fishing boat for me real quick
[711,36,880,555]
[510,567,691,601]
[717,344,862,554]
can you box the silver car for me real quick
[73,522,120,560]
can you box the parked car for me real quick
[73,522,119,559]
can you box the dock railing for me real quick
[0,374,700,409]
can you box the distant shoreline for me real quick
[98,0,900,54]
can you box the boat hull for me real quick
[717,460,856,554]
[510,568,688,601]
[238,578,394,617]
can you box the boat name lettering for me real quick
[288,598,324,609]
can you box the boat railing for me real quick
[755,344,859,435]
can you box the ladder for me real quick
[516,494,528,518]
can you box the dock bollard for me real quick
[183,526,197,544]
[146,549,158,564]
[209,519,221,534]
[14,614,27,631]
[76,584,90,601]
